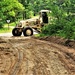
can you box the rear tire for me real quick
[12,28,22,36]
[23,27,33,36]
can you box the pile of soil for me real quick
[38,36,75,75]
[39,36,75,49]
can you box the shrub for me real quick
[41,17,75,39]
[0,21,4,28]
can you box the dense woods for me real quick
[0,0,75,39]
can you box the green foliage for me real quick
[41,16,75,39]
[8,11,15,17]
[0,27,12,33]
[26,10,34,19]
[0,0,24,25]
[0,0,75,39]
[40,0,75,39]
[0,21,4,28]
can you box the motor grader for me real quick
[12,10,50,36]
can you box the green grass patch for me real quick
[0,27,12,33]
[4,22,16,27]
[0,22,16,33]
[34,34,41,37]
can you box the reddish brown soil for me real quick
[39,36,75,75]
[39,36,75,49]
[0,36,75,75]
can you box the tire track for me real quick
[7,39,23,75]
[9,48,23,75]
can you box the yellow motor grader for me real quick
[12,10,50,36]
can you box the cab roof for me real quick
[39,10,50,13]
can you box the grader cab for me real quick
[12,10,50,36]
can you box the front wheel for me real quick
[12,28,22,36]
[23,27,33,36]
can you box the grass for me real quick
[4,22,16,27]
[34,34,40,37]
[0,22,16,33]
[0,27,12,33]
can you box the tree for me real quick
[18,0,51,19]
[18,0,30,19]
[0,0,24,27]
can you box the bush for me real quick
[26,10,34,19]
[0,21,4,28]
[41,17,75,39]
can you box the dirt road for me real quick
[0,36,75,75]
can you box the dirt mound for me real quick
[39,36,75,49]
[37,36,75,75]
